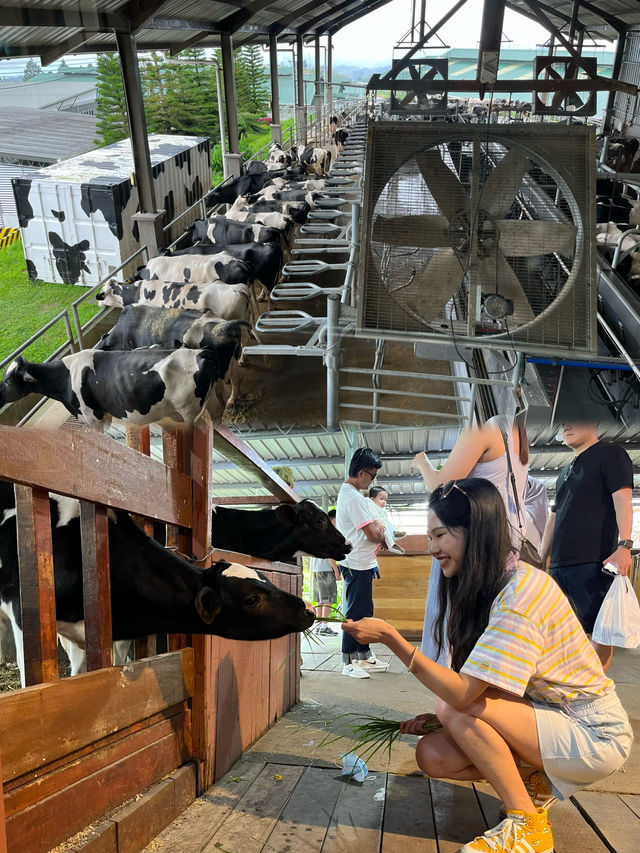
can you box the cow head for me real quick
[195,561,315,640]
[96,279,140,306]
[275,501,351,561]
[0,358,33,405]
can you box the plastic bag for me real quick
[592,574,640,648]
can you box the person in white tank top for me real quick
[413,415,529,664]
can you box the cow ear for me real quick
[274,504,297,527]
[195,587,221,625]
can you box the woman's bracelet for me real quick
[407,647,418,673]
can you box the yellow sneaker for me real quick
[458,808,553,852]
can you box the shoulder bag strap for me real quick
[498,423,525,534]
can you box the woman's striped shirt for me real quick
[460,562,613,704]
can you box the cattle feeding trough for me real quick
[0,422,330,853]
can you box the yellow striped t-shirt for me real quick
[461,563,613,704]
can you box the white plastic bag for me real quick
[592,574,640,648]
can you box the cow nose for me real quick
[96,292,105,301]
[303,599,316,616]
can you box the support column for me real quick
[116,31,165,257]
[220,31,243,178]
[269,33,282,145]
[327,33,333,115]
[295,34,307,145]
[604,29,626,133]
[314,35,323,141]
[477,0,505,87]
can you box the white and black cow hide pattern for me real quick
[97,278,251,319]
[0,340,245,427]
[0,479,315,686]
[139,251,254,286]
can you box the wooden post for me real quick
[187,419,217,793]
[80,502,113,671]
[14,485,58,686]
[0,747,7,853]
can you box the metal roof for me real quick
[506,0,640,40]
[0,1,397,63]
[0,78,95,109]
[0,107,97,162]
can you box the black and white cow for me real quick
[189,216,282,249]
[204,168,310,206]
[332,128,349,149]
[96,306,250,352]
[0,340,244,428]
[211,501,352,563]
[250,187,321,207]
[293,145,332,176]
[97,278,251,319]
[0,480,315,686]
[229,196,309,225]
[170,242,283,293]
[265,142,292,170]
[139,251,253,285]
[224,207,294,235]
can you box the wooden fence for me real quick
[0,422,302,853]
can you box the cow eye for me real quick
[244,595,261,608]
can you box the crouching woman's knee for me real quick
[415,732,451,778]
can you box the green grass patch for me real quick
[0,241,101,367]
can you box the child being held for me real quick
[368,486,405,554]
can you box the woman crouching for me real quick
[343,477,632,853]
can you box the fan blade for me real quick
[479,254,535,325]
[550,89,566,110]
[415,150,470,221]
[482,149,531,219]
[373,213,451,247]
[424,66,440,80]
[410,248,466,323]
[496,220,577,257]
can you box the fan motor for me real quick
[483,293,514,320]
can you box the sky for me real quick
[330,0,610,66]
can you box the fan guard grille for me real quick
[356,123,596,357]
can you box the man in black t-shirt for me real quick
[540,423,634,671]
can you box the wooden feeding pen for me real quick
[373,535,431,640]
[0,422,302,853]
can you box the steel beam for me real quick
[116,32,156,216]
[0,6,129,30]
[327,32,333,114]
[366,76,637,95]
[478,0,506,86]
[220,31,241,160]
[269,31,281,139]
[375,0,471,81]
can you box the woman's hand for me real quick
[341,617,393,645]
[411,451,428,470]
[400,712,441,735]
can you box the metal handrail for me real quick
[70,244,150,348]
[0,310,76,373]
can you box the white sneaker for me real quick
[342,663,370,679]
[358,657,389,671]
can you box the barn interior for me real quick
[1,2,640,852]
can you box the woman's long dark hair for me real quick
[429,477,514,672]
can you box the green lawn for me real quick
[0,120,298,370]
[0,241,101,367]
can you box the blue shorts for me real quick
[549,562,614,635]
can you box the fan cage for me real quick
[356,122,597,358]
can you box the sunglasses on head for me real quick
[433,480,468,500]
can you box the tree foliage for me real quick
[23,58,42,81]
[95,53,128,146]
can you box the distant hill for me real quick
[334,64,389,81]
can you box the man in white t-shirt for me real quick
[336,448,388,678]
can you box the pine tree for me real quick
[58,58,69,72]
[238,45,270,114]
[140,52,171,134]
[95,53,128,146]
[23,58,41,81]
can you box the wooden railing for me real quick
[0,421,302,853]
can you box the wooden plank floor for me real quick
[143,759,639,852]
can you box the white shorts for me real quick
[533,692,633,800]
